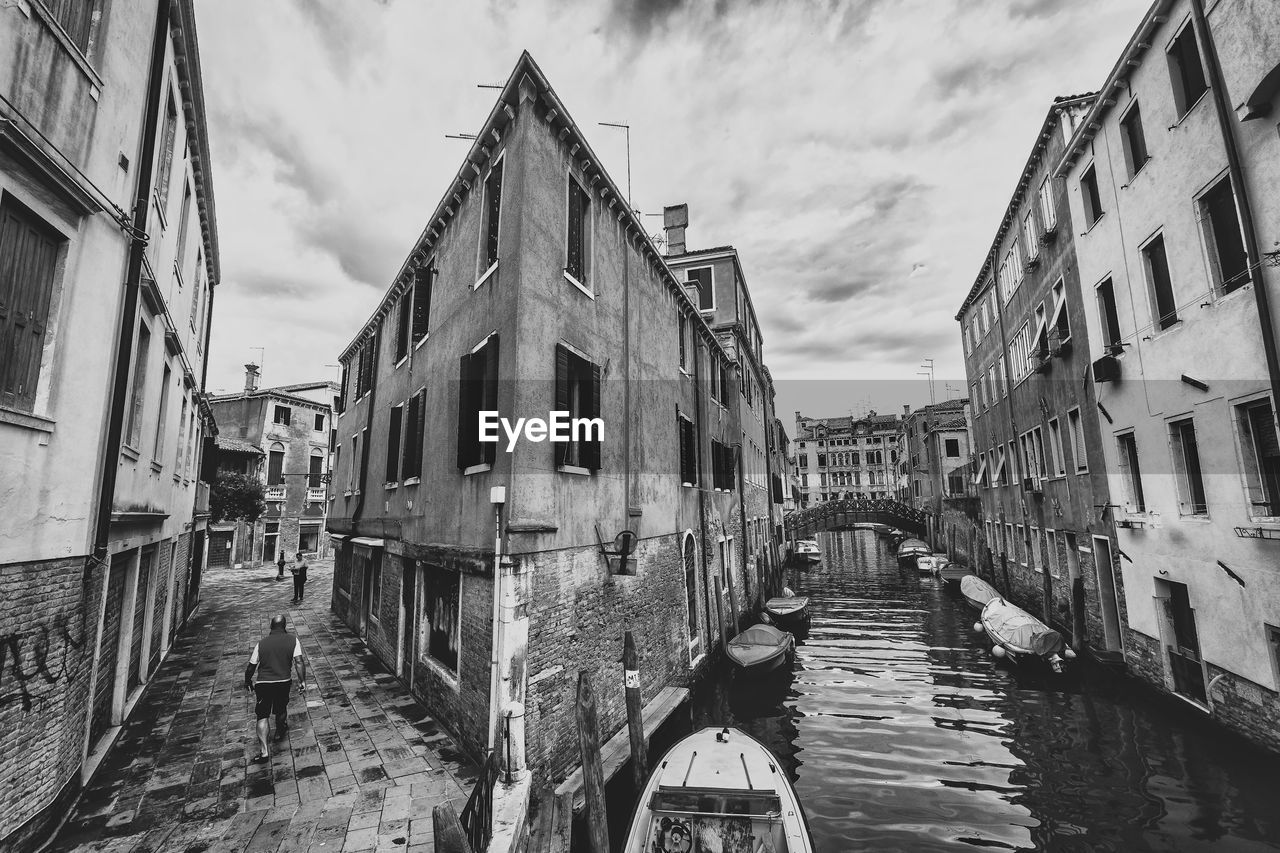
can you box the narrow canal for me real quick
[603,528,1280,852]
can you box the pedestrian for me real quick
[243,613,306,762]
[276,549,286,581]
[290,551,308,603]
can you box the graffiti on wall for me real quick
[0,616,88,712]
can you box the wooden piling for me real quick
[622,631,648,791]
[726,565,741,635]
[575,670,610,853]
[432,801,471,853]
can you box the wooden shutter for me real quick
[385,405,402,482]
[395,292,411,362]
[678,414,690,485]
[457,352,477,469]
[485,162,503,266]
[554,344,571,466]
[482,336,499,465]
[566,179,583,280]
[412,267,433,344]
[0,203,59,412]
[401,392,419,479]
[582,360,602,470]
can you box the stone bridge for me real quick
[785,498,928,538]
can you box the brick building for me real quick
[0,1,218,848]
[954,93,1126,657]
[791,412,901,507]
[326,52,781,788]
[207,366,336,569]
[899,399,972,541]
[1055,0,1280,751]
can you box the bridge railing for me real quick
[784,498,928,537]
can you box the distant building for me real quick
[0,1,219,847]
[207,366,337,568]
[899,399,972,540]
[1055,0,1280,751]
[792,412,901,506]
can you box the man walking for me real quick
[290,552,308,603]
[244,614,306,761]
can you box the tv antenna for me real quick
[445,132,478,141]
[597,121,631,206]
[918,358,935,405]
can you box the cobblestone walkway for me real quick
[48,559,478,853]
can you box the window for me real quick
[678,412,698,486]
[711,440,735,491]
[0,198,62,413]
[1116,431,1145,512]
[1236,398,1280,517]
[1015,524,1026,565]
[402,389,425,481]
[1199,177,1251,295]
[385,404,403,482]
[687,267,714,312]
[678,311,688,370]
[369,555,383,622]
[457,335,499,471]
[308,451,323,489]
[348,433,359,492]
[1167,23,1208,118]
[1067,408,1087,472]
[419,565,460,674]
[682,532,700,654]
[554,344,602,470]
[273,405,292,426]
[817,454,827,468]
[1142,234,1178,330]
[1096,278,1122,350]
[482,159,503,271]
[394,288,411,363]
[176,396,187,472]
[268,442,285,486]
[43,0,98,52]
[156,91,179,215]
[1081,164,1103,227]
[717,359,731,406]
[314,413,325,431]
[797,454,808,468]
[1038,177,1056,230]
[1050,280,1070,347]
[1119,102,1149,179]
[126,322,151,448]
[1047,418,1065,476]
[1023,210,1039,259]
[945,438,960,458]
[354,339,375,398]
[175,182,193,280]
[565,176,591,288]
[154,364,171,459]
[412,265,434,345]
[1030,527,1043,573]
[1169,417,1208,515]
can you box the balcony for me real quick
[307,487,326,503]
[266,485,286,502]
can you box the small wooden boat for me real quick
[726,624,794,674]
[937,560,967,584]
[622,726,814,853]
[764,587,810,626]
[960,575,1000,610]
[896,538,930,564]
[793,540,822,562]
[979,597,1076,672]
[915,555,941,574]
[871,523,894,538]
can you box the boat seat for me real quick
[645,813,788,852]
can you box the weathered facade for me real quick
[326,52,781,795]
[899,399,972,545]
[955,94,1126,656]
[1056,0,1280,751]
[208,367,336,568]
[0,1,219,847]
[792,412,901,507]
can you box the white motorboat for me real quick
[978,597,1077,673]
[897,538,930,565]
[622,726,814,853]
[793,540,821,562]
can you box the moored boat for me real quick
[896,538,930,564]
[622,726,814,853]
[915,554,940,574]
[978,597,1076,672]
[960,574,1000,610]
[793,539,822,562]
[764,587,810,625]
[937,560,967,584]
[726,624,794,674]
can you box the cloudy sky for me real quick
[196,0,1149,423]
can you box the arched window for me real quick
[309,449,325,488]
[682,532,700,658]
[267,442,286,485]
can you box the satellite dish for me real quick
[614,530,637,556]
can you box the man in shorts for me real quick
[244,614,306,761]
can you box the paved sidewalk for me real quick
[48,559,478,853]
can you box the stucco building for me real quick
[0,1,219,847]
[1055,0,1280,750]
[899,399,972,541]
[326,52,781,794]
[207,366,336,569]
[792,411,901,506]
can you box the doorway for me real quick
[399,557,417,681]
[1156,580,1207,705]
[1091,536,1123,651]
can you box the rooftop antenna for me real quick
[597,121,631,206]
[445,132,478,141]
[477,83,505,90]
[919,358,935,405]
[251,347,264,376]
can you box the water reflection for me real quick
[681,528,1280,852]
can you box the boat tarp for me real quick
[982,599,1065,656]
[645,813,787,853]
[898,539,930,557]
[960,575,1000,607]
[727,625,790,668]
[765,596,808,616]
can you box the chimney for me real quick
[903,404,910,416]
[663,204,688,256]
[244,363,261,393]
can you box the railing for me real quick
[266,485,286,502]
[306,487,326,502]
[785,498,929,537]
[460,751,499,853]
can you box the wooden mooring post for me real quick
[622,631,648,791]
[433,801,471,853]
[576,670,610,853]
[726,566,742,633]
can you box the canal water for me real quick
[601,528,1280,852]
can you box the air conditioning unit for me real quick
[1093,355,1121,383]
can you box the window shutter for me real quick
[482,336,500,465]
[554,344,571,466]
[566,180,583,280]
[457,352,477,469]
[412,267,433,343]
[486,162,503,266]
[0,205,59,412]
[582,359,602,470]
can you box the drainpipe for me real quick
[91,0,170,566]
[487,485,506,754]
[734,442,750,614]
[691,327,712,647]
[1189,0,1280,420]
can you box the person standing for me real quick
[290,551,308,603]
[276,550,286,581]
[243,614,306,761]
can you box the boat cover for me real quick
[765,596,809,616]
[982,598,1065,656]
[727,625,791,669]
[898,539,930,558]
[960,575,1000,608]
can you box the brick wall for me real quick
[1203,664,1280,755]
[0,555,100,847]
[91,562,127,744]
[364,554,402,668]
[149,540,172,672]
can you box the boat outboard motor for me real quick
[1048,653,1064,673]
